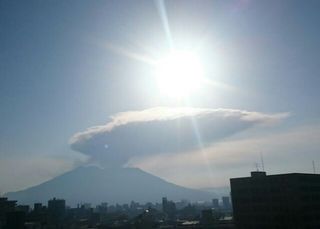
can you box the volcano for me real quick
[5,166,214,206]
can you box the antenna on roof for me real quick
[312,160,316,174]
[260,152,265,171]
[254,162,260,172]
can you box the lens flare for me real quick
[155,50,204,98]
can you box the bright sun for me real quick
[155,50,204,98]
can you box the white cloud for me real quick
[70,107,289,166]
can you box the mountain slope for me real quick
[5,166,214,206]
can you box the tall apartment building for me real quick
[230,171,320,229]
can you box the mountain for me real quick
[5,166,215,206]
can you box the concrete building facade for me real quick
[230,171,320,229]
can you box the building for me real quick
[212,199,219,209]
[33,203,42,213]
[230,171,320,229]
[48,198,65,214]
[0,197,17,228]
[48,198,66,225]
[222,196,231,210]
[201,209,214,226]
[162,197,176,220]
[16,205,29,214]
[6,211,25,229]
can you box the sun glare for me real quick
[155,50,204,98]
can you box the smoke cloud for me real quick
[70,107,288,166]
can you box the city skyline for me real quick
[1,0,320,194]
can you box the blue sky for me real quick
[1,0,320,193]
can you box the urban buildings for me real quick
[230,171,320,229]
[0,196,234,228]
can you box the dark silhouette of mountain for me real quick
[5,166,214,206]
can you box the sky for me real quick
[1,0,320,194]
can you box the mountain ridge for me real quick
[5,166,215,206]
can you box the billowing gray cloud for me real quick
[70,107,288,166]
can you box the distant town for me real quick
[0,196,233,229]
[1,171,320,228]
